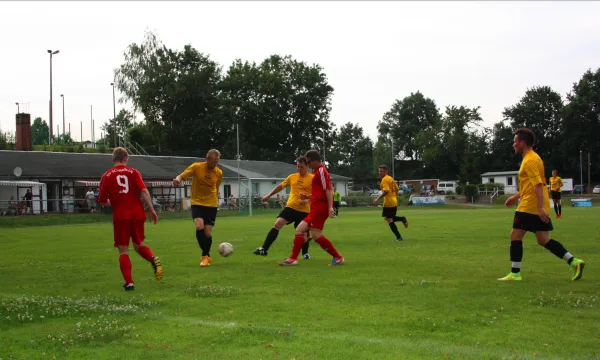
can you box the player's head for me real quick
[513,128,535,155]
[378,165,389,178]
[296,156,309,175]
[304,150,321,169]
[206,149,221,169]
[112,147,129,165]
[552,169,558,177]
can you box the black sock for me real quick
[510,240,523,273]
[389,223,401,238]
[196,229,208,256]
[558,205,562,215]
[302,237,311,255]
[554,204,558,215]
[262,228,279,251]
[544,239,568,260]
[206,236,213,257]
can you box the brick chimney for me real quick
[16,113,33,151]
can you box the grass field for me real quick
[1,206,598,360]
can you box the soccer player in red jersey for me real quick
[98,147,163,291]
[280,150,344,266]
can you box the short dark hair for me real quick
[515,128,535,147]
[296,156,308,165]
[305,150,321,163]
[378,165,388,171]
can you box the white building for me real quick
[480,171,519,194]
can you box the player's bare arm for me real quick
[327,189,335,218]
[505,192,520,207]
[263,184,284,203]
[534,184,549,223]
[140,188,159,224]
[372,190,389,205]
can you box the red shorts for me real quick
[113,220,145,248]
[303,203,329,230]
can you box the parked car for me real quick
[573,184,588,194]
[593,185,600,194]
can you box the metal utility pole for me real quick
[111,82,117,148]
[588,152,591,195]
[580,150,583,191]
[391,137,395,180]
[47,49,59,145]
[60,94,65,137]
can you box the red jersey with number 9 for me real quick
[98,165,147,221]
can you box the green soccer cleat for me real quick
[497,272,522,281]
[569,258,585,281]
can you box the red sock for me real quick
[137,245,154,262]
[289,234,305,260]
[119,254,133,284]
[316,236,341,258]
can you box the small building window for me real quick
[488,178,494,183]
[507,177,513,186]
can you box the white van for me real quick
[437,181,457,194]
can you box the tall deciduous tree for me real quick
[561,68,600,180]
[114,30,227,155]
[378,92,441,161]
[31,117,50,145]
[222,55,335,162]
[503,86,563,168]
[327,123,373,180]
[102,109,135,148]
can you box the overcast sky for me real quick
[1,1,599,143]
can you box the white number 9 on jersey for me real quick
[116,175,129,194]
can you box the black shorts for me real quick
[551,191,561,200]
[382,206,397,218]
[278,207,309,228]
[191,205,218,226]
[512,211,553,233]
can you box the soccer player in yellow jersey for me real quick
[549,169,564,218]
[253,156,313,259]
[500,128,584,281]
[173,149,223,267]
[372,165,408,241]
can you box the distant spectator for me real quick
[23,189,33,215]
[86,187,96,213]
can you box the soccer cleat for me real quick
[151,256,163,281]
[400,216,409,228]
[123,283,135,291]
[279,258,298,266]
[328,257,345,266]
[570,258,585,281]
[303,253,311,260]
[396,236,403,241]
[253,247,268,256]
[497,272,522,281]
[208,256,213,264]
[200,256,210,267]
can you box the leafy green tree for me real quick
[31,117,50,145]
[561,68,600,180]
[377,92,441,161]
[102,109,134,148]
[328,122,374,180]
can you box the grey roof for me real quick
[0,151,240,180]
[219,159,351,181]
[481,171,519,176]
[0,151,351,182]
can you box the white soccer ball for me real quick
[218,242,234,257]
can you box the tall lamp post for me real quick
[60,94,65,137]
[47,49,59,145]
[110,82,117,147]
